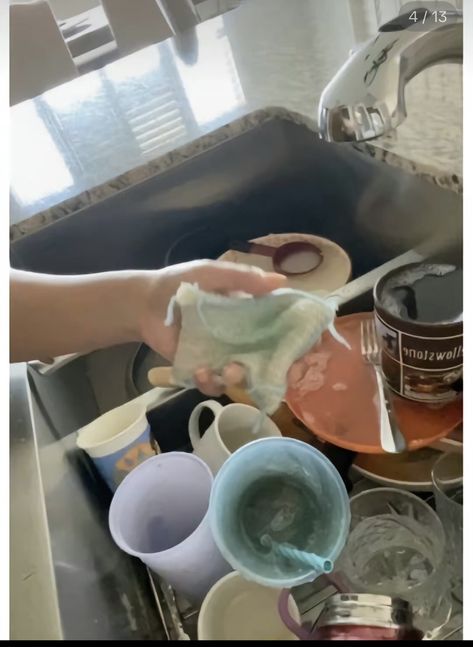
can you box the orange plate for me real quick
[285,312,462,454]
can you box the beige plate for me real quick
[353,447,463,492]
[218,233,352,293]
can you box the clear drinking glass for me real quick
[337,488,451,635]
[432,453,463,603]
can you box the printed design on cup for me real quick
[400,337,463,370]
[91,425,155,491]
[376,317,400,361]
[113,440,157,485]
[375,312,463,403]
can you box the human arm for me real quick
[10,261,286,393]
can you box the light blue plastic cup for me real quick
[209,437,350,589]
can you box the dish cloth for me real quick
[165,283,350,415]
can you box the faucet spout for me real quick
[318,9,462,143]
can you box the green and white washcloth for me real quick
[166,283,349,415]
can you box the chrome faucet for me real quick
[318,9,462,142]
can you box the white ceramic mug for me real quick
[198,571,300,640]
[188,400,281,475]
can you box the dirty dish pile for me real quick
[73,257,462,639]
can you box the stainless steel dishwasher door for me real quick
[23,350,168,640]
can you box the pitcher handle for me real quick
[278,589,311,640]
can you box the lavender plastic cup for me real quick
[109,453,232,603]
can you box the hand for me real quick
[139,260,286,396]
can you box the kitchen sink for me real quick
[10,116,462,639]
[11,118,461,276]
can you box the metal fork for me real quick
[360,319,406,453]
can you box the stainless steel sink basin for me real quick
[10,116,462,640]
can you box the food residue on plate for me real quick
[301,411,316,425]
[287,350,332,399]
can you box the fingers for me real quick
[241,269,287,296]
[193,362,247,397]
[191,261,287,297]
[222,362,247,387]
[193,367,226,397]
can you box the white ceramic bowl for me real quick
[198,571,300,640]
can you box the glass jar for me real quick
[313,594,423,641]
[337,488,451,634]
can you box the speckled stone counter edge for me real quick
[10,106,462,242]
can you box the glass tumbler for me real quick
[432,452,463,602]
[336,488,451,635]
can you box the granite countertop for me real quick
[10,0,462,241]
